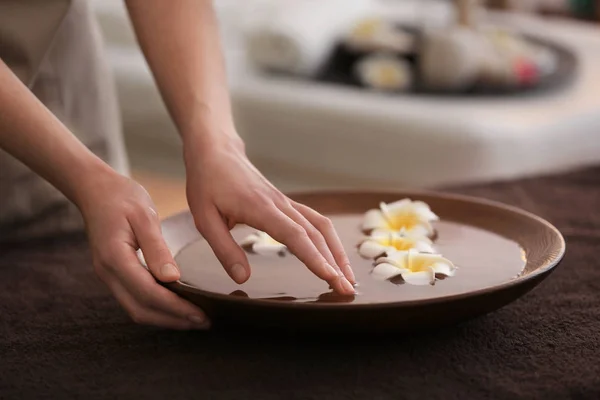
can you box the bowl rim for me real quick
[164,189,566,310]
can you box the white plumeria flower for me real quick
[239,231,287,256]
[362,199,439,236]
[372,249,457,286]
[345,17,415,54]
[356,54,413,92]
[358,229,435,259]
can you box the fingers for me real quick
[278,203,355,290]
[106,278,205,330]
[128,206,179,283]
[97,243,209,329]
[292,202,355,284]
[253,208,355,295]
[194,206,251,284]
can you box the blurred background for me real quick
[89,0,600,217]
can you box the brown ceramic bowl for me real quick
[162,191,565,333]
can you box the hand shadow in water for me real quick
[229,289,356,304]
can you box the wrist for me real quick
[179,101,244,154]
[182,125,245,168]
[70,158,123,217]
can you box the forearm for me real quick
[0,60,114,210]
[125,0,241,156]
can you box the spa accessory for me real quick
[244,0,373,76]
[355,53,413,91]
[362,198,438,236]
[162,191,564,332]
[372,249,457,286]
[344,17,416,54]
[457,0,481,27]
[239,231,287,256]
[420,25,559,90]
[481,27,558,82]
[358,230,435,259]
[420,27,487,90]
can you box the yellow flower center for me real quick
[353,19,380,38]
[406,252,431,273]
[386,211,420,231]
[375,65,401,86]
[378,235,416,251]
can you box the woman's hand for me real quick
[126,0,355,292]
[77,171,209,330]
[0,60,207,330]
[184,137,356,295]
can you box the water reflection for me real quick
[229,289,356,303]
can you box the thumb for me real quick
[129,207,180,283]
[196,208,251,284]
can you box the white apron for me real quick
[0,0,128,241]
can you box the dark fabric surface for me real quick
[1,167,599,400]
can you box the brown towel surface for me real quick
[1,167,599,399]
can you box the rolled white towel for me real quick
[419,27,487,90]
[244,0,373,76]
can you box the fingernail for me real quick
[230,263,248,283]
[340,277,356,295]
[344,264,356,284]
[325,263,339,280]
[188,314,209,328]
[161,263,179,279]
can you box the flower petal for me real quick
[384,232,434,252]
[401,268,436,286]
[413,201,439,221]
[253,242,287,256]
[239,233,260,248]
[379,201,393,222]
[375,250,406,265]
[240,231,287,255]
[431,262,457,277]
[371,228,394,237]
[416,252,453,266]
[385,198,411,213]
[358,240,388,259]
[371,263,404,281]
[362,209,387,232]
[414,241,436,253]
[405,223,434,237]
